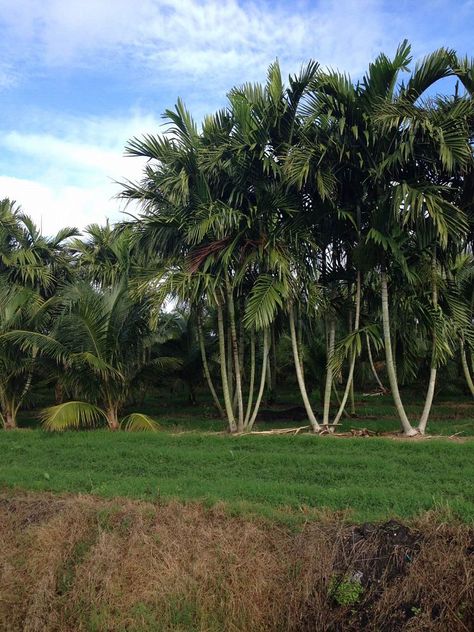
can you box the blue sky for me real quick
[0,0,473,234]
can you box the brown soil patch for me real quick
[1,491,472,631]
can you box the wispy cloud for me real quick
[2,0,473,91]
[0,0,415,86]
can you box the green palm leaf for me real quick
[40,401,106,431]
[243,274,286,330]
[121,413,160,432]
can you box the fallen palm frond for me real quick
[234,425,311,435]
[120,413,160,432]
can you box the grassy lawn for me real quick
[1,429,473,523]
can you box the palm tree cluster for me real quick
[0,209,177,430]
[1,42,473,434]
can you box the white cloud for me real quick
[3,132,126,180]
[0,112,162,234]
[1,0,472,92]
[0,175,124,236]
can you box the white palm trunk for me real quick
[381,272,417,436]
[226,327,234,410]
[418,367,437,434]
[322,317,336,427]
[289,306,320,432]
[266,353,272,394]
[332,272,361,427]
[460,339,474,398]
[332,382,350,418]
[243,329,256,426]
[247,328,270,430]
[226,283,244,431]
[271,324,277,398]
[217,303,237,432]
[418,253,438,434]
[366,332,388,393]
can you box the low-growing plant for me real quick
[329,574,364,606]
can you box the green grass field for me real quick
[1,429,473,523]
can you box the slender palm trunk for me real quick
[366,333,387,393]
[460,338,474,398]
[226,282,244,431]
[322,317,336,427]
[271,323,277,400]
[350,376,355,415]
[247,328,270,430]
[197,314,225,418]
[244,329,256,426]
[266,353,273,402]
[217,303,237,432]
[332,272,361,427]
[238,313,245,379]
[381,272,417,436]
[418,252,438,434]
[233,314,246,412]
[296,308,305,377]
[289,306,320,432]
[348,305,356,416]
[226,327,234,408]
[332,382,350,418]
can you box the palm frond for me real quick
[40,401,106,431]
[121,413,160,432]
[243,274,286,330]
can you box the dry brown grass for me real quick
[0,491,472,631]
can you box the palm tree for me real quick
[7,280,176,430]
[0,282,53,428]
[122,62,323,432]
[70,221,135,288]
[292,42,471,434]
[0,199,78,295]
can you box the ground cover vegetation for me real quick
[1,429,473,522]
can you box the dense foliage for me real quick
[1,42,473,434]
